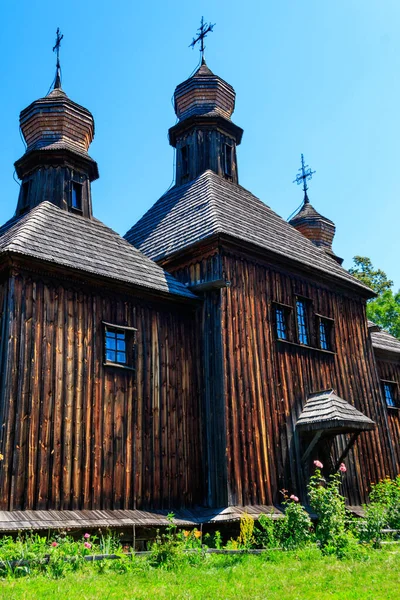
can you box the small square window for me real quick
[382,381,399,408]
[71,181,82,210]
[296,299,309,346]
[103,322,136,370]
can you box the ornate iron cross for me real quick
[53,27,64,69]
[190,17,215,61]
[293,154,316,196]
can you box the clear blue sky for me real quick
[0,1,399,287]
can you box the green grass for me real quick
[1,548,400,600]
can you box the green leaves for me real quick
[349,256,393,296]
[349,256,400,339]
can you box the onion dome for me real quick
[15,86,98,181]
[289,196,343,264]
[174,59,236,121]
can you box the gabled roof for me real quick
[368,321,400,355]
[124,171,373,295]
[0,202,195,299]
[296,389,375,433]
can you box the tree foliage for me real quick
[349,256,400,339]
[348,256,393,296]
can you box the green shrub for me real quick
[369,475,400,529]
[360,503,388,548]
[254,513,277,549]
[277,494,312,550]
[149,513,187,569]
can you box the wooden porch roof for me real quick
[296,389,375,434]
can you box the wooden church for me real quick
[0,29,399,530]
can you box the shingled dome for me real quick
[296,389,375,434]
[174,60,236,121]
[18,88,95,160]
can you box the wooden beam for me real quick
[188,279,230,292]
[334,433,360,472]
[301,431,323,464]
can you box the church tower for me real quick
[14,30,98,219]
[170,59,242,185]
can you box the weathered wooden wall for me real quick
[0,269,203,511]
[167,241,396,508]
[220,248,395,506]
[170,249,228,507]
[375,357,400,474]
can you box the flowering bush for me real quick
[308,460,353,555]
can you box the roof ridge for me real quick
[124,171,374,295]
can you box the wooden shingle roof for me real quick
[125,171,373,295]
[296,389,375,433]
[369,321,400,355]
[0,202,195,299]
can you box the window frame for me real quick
[295,296,312,346]
[181,145,190,179]
[103,322,137,371]
[381,380,400,409]
[273,301,293,342]
[20,179,32,212]
[315,314,335,352]
[222,143,233,178]
[71,180,83,212]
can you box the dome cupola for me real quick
[289,155,343,264]
[174,59,236,121]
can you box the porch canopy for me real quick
[296,389,375,468]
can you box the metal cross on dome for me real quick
[293,154,316,198]
[52,27,64,89]
[53,27,63,68]
[190,17,215,61]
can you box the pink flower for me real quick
[313,460,323,469]
[339,463,347,473]
[84,542,92,549]
[84,533,90,539]
[51,541,58,547]
[290,495,299,502]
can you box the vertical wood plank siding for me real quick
[168,245,396,507]
[221,250,395,506]
[0,272,203,510]
[375,358,400,474]
[171,251,228,507]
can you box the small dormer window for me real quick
[71,181,83,211]
[181,145,189,178]
[223,144,233,177]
